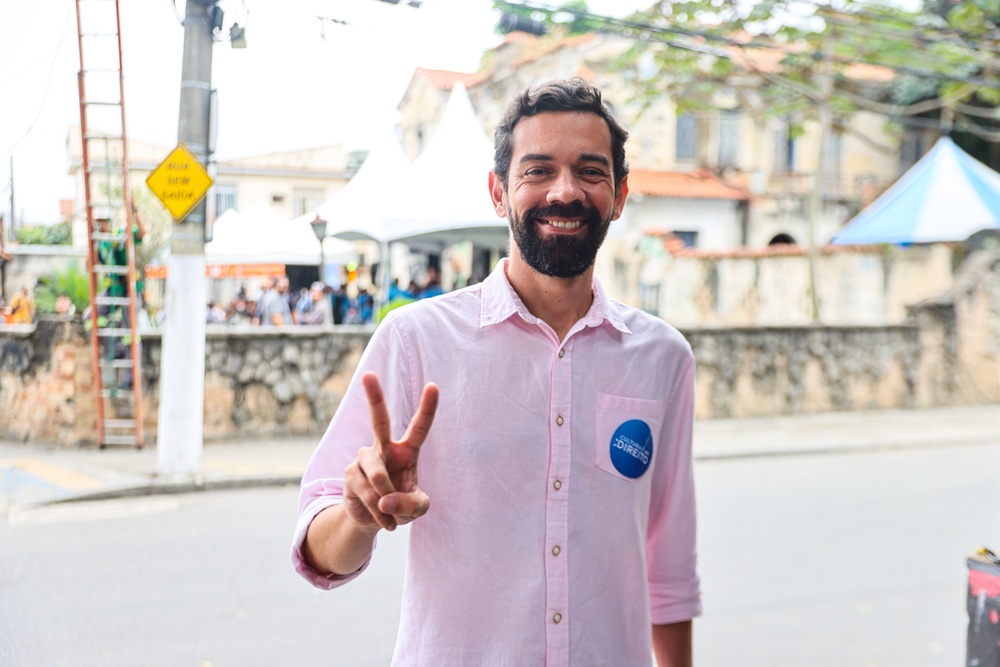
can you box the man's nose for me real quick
[546,170,583,205]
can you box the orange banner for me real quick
[144,263,286,280]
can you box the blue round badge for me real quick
[609,419,654,479]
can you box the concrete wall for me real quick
[1,245,87,300]
[640,243,957,327]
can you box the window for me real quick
[638,283,660,316]
[215,183,237,214]
[774,118,796,172]
[900,134,924,172]
[675,114,698,162]
[272,194,285,204]
[822,131,842,179]
[672,230,698,248]
[293,187,325,217]
[718,109,740,166]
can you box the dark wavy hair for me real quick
[493,78,629,188]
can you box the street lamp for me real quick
[310,215,327,284]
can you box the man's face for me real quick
[277,278,289,294]
[489,111,628,279]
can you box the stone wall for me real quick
[0,322,372,447]
[1,250,997,447]
[687,325,929,419]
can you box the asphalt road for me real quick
[3,441,998,666]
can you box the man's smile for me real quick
[538,218,584,230]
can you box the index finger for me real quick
[362,372,392,450]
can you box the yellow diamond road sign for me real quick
[146,143,213,220]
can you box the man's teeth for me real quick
[542,219,582,230]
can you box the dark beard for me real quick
[509,201,610,278]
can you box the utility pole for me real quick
[157,0,216,475]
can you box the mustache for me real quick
[527,202,602,223]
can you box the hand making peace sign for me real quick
[342,372,439,532]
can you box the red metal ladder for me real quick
[75,0,144,448]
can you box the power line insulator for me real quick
[499,12,547,36]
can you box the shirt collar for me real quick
[480,258,631,335]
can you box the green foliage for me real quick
[34,263,91,314]
[15,222,72,246]
[608,0,1000,143]
[376,297,415,324]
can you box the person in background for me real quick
[417,266,444,299]
[357,286,374,324]
[226,287,252,326]
[301,281,334,325]
[331,284,347,326]
[256,276,293,327]
[206,301,226,323]
[55,292,75,316]
[8,284,36,324]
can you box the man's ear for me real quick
[488,172,507,219]
[611,177,629,221]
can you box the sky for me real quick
[1,0,652,226]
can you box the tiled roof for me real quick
[510,32,596,68]
[727,43,893,82]
[628,169,749,201]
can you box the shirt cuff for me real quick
[290,497,373,590]
[649,578,703,625]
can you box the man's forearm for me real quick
[652,620,692,667]
[302,504,379,576]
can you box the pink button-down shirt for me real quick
[292,260,701,666]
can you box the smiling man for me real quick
[293,79,701,666]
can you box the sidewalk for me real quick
[2,404,998,511]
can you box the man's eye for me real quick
[525,168,547,176]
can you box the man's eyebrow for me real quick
[518,152,611,167]
[579,153,611,167]
[519,153,554,163]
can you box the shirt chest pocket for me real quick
[595,393,663,482]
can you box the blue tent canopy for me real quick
[831,137,1000,245]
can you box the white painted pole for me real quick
[157,0,214,475]
[156,254,206,474]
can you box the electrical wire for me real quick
[2,4,74,158]
[169,0,184,25]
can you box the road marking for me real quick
[0,459,103,491]
[8,495,180,526]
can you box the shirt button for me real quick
[551,545,561,556]
[553,479,562,490]
[555,415,564,426]
[552,613,563,624]
[558,348,565,358]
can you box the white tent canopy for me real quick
[383,82,507,245]
[316,125,412,243]
[206,203,322,265]
[317,83,508,247]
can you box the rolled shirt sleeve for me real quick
[290,314,415,589]
[646,354,702,624]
